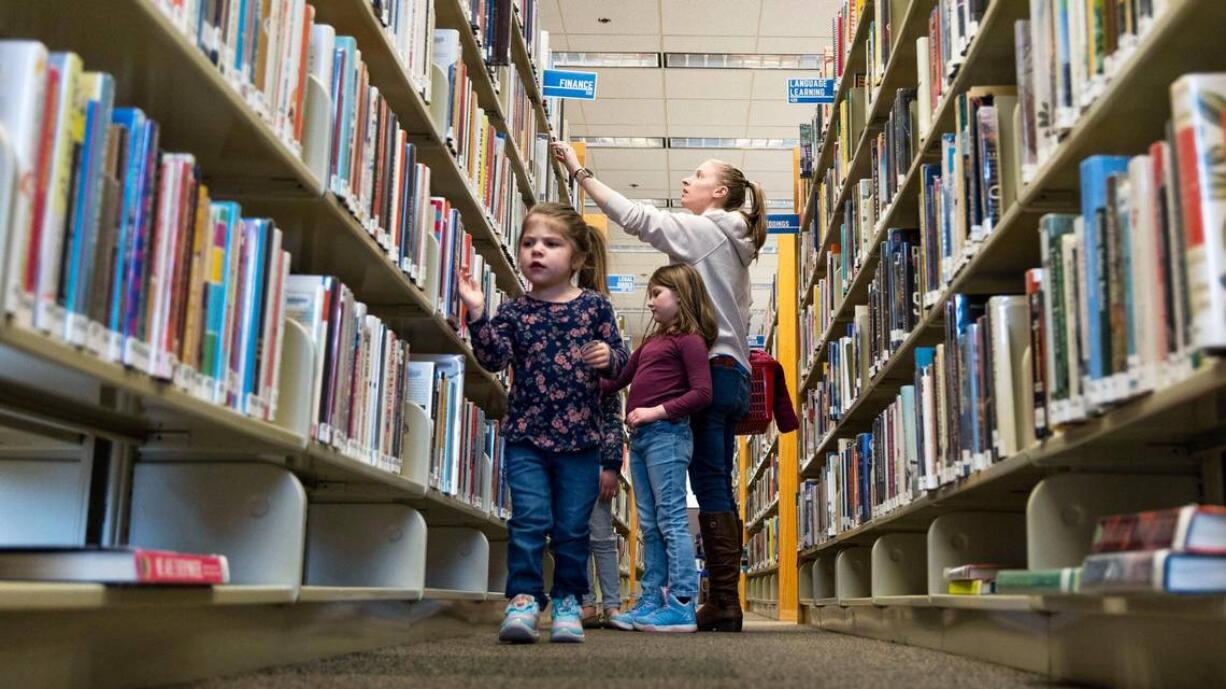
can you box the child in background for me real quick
[459,202,628,645]
[602,264,716,632]
[581,465,624,626]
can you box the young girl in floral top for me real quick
[459,202,628,645]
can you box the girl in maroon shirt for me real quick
[602,264,716,632]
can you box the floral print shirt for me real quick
[470,289,629,469]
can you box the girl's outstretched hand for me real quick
[457,269,485,321]
[551,141,581,174]
[580,341,612,370]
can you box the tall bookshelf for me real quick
[789,0,1226,685]
[0,1,577,686]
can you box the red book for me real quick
[1091,504,1226,554]
[0,547,229,584]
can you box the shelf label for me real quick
[542,69,598,100]
[766,213,800,234]
[607,274,636,293]
[788,78,836,104]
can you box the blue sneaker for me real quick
[606,593,662,631]
[634,593,697,633]
[499,594,540,644]
[550,595,585,643]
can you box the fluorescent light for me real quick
[668,137,798,149]
[664,53,820,70]
[552,52,662,68]
[572,136,666,148]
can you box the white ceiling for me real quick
[543,0,836,342]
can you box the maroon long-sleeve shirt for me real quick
[602,333,713,419]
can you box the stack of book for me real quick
[152,0,315,155]
[407,354,508,515]
[285,275,414,473]
[0,41,290,423]
[747,515,780,574]
[944,563,1016,595]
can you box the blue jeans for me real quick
[689,362,750,513]
[630,419,698,599]
[505,442,601,607]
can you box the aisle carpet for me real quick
[176,615,1068,688]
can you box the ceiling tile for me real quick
[660,35,759,53]
[582,98,667,127]
[741,149,796,175]
[749,69,823,99]
[555,0,662,35]
[540,0,565,31]
[662,69,754,99]
[555,33,663,52]
[746,124,802,138]
[667,99,750,126]
[598,168,673,191]
[572,124,668,137]
[666,123,750,138]
[755,35,832,53]
[669,149,745,174]
[749,99,813,127]
[588,148,670,172]
[661,0,763,36]
[589,68,665,99]
[758,0,839,37]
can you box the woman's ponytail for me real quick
[714,162,768,258]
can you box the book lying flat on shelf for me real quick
[995,567,1082,594]
[0,547,229,584]
[1081,550,1226,595]
[1092,504,1226,555]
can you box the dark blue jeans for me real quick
[688,362,750,513]
[504,442,601,607]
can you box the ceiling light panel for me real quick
[572,136,666,148]
[552,52,662,68]
[668,137,798,149]
[664,53,820,69]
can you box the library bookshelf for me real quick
[789,0,1226,685]
[0,0,576,686]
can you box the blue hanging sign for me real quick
[542,69,598,100]
[766,213,800,235]
[747,334,767,349]
[608,274,636,293]
[787,77,836,104]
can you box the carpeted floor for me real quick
[177,616,1069,689]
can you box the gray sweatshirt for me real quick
[604,192,755,369]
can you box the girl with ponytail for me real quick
[553,142,763,633]
[459,201,629,645]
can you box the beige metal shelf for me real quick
[0,582,297,610]
[423,588,488,601]
[746,564,781,578]
[798,358,1226,560]
[297,586,421,602]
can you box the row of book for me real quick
[408,352,509,514]
[916,0,989,137]
[365,0,435,98]
[1019,0,1169,182]
[154,0,316,155]
[0,41,290,422]
[747,515,780,574]
[745,438,780,525]
[948,504,1226,595]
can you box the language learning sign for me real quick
[766,213,800,235]
[787,78,836,104]
[542,69,598,100]
[608,274,635,293]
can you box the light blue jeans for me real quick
[630,419,698,600]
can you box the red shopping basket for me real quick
[735,349,775,435]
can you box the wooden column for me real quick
[776,232,800,622]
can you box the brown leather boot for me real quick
[696,511,743,632]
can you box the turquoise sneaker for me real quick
[606,593,662,631]
[550,595,585,643]
[634,593,697,633]
[499,594,540,644]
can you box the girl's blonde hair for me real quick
[522,202,609,294]
[711,161,767,257]
[643,264,718,348]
